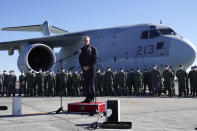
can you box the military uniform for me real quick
[3,72,9,96]
[0,74,3,96]
[55,71,60,96]
[72,72,81,96]
[67,72,73,96]
[170,70,176,96]
[104,70,114,96]
[143,70,151,95]
[126,71,135,96]
[95,71,104,96]
[79,71,84,96]
[113,72,119,96]
[26,72,34,96]
[188,69,195,96]
[59,71,68,96]
[43,75,48,96]
[19,74,27,96]
[118,71,127,96]
[176,69,187,97]
[135,71,143,96]
[36,72,45,96]
[150,68,162,96]
[163,69,173,96]
[193,70,197,96]
[186,72,189,96]
[7,73,17,96]
[47,72,56,96]
[32,72,37,96]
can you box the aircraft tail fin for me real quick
[1,21,68,36]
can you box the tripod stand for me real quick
[50,50,79,114]
[55,60,66,114]
[55,90,65,114]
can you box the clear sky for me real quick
[0,0,197,77]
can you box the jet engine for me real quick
[17,44,56,73]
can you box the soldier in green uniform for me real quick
[135,67,143,96]
[67,70,73,96]
[55,70,60,96]
[185,68,189,96]
[193,66,197,97]
[47,70,56,96]
[113,70,119,96]
[7,70,17,97]
[95,69,103,96]
[72,69,81,96]
[143,69,151,96]
[104,67,114,96]
[18,71,26,96]
[36,69,45,96]
[126,69,133,96]
[150,64,162,96]
[176,65,187,97]
[32,71,37,96]
[79,70,84,96]
[0,71,3,96]
[169,66,176,96]
[26,69,35,96]
[59,68,68,96]
[163,65,173,96]
[188,66,195,96]
[118,68,127,96]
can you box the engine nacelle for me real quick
[17,44,56,73]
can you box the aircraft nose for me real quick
[169,38,196,69]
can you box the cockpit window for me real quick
[149,29,160,39]
[159,28,176,35]
[141,31,148,39]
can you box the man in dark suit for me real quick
[79,36,98,103]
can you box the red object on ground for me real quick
[68,102,105,113]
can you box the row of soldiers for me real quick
[0,70,17,96]
[18,69,82,97]
[96,64,197,97]
[0,64,196,97]
[0,69,82,97]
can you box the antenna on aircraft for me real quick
[160,20,163,24]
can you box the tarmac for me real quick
[0,84,197,131]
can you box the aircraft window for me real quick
[114,57,117,62]
[159,28,176,35]
[149,25,156,29]
[141,31,148,39]
[157,42,164,50]
[149,29,160,39]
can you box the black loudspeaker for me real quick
[106,100,120,122]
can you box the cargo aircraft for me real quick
[0,21,196,73]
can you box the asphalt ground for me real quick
[0,83,197,131]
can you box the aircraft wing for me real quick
[0,32,84,51]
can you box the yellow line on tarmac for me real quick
[25,112,48,115]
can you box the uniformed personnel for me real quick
[36,69,45,96]
[104,67,114,96]
[18,71,26,96]
[176,65,187,97]
[72,70,81,96]
[150,64,162,96]
[118,68,127,96]
[163,65,173,96]
[135,67,143,96]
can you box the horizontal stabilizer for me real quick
[1,21,68,36]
